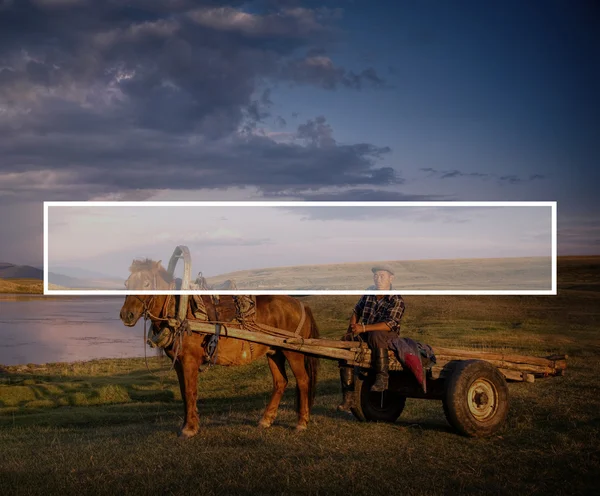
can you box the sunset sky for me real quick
[0,0,598,266]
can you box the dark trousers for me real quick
[342,330,394,349]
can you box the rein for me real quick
[132,281,176,375]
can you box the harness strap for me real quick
[294,301,306,336]
[205,295,221,365]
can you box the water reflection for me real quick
[0,295,145,366]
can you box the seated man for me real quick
[338,265,405,412]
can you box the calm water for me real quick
[0,295,145,366]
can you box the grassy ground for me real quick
[0,278,66,294]
[0,257,599,495]
[0,278,44,294]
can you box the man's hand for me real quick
[350,323,365,335]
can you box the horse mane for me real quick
[129,258,173,283]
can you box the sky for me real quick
[0,0,598,266]
[47,204,553,277]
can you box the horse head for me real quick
[119,258,172,326]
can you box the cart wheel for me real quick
[443,360,509,438]
[351,372,406,423]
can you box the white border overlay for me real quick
[43,201,557,296]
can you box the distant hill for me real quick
[205,256,554,290]
[0,264,43,279]
[47,272,87,288]
[0,263,124,290]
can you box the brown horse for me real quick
[119,259,319,437]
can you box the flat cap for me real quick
[371,264,394,275]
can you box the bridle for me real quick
[124,269,180,374]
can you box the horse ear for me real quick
[154,260,162,269]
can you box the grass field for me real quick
[0,278,66,294]
[0,278,45,294]
[0,256,599,495]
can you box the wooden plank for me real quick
[182,320,565,377]
[296,335,567,372]
[498,369,525,382]
[284,337,358,349]
[434,355,556,375]
[432,346,567,369]
[350,349,559,375]
[186,321,357,362]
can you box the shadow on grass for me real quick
[0,365,457,436]
[0,365,325,428]
[0,367,178,410]
[3,363,570,437]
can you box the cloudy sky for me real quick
[1,0,598,266]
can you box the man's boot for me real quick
[337,366,354,412]
[370,348,389,392]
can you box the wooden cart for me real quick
[165,245,567,438]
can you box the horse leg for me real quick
[176,354,201,439]
[259,351,288,429]
[284,351,311,431]
[173,359,190,434]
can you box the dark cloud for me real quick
[280,55,385,90]
[421,168,546,184]
[0,1,379,138]
[296,115,335,147]
[0,109,398,197]
[286,189,446,201]
[498,175,520,184]
[0,1,390,206]
[244,90,273,126]
[186,5,339,40]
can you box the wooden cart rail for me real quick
[180,320,566,383]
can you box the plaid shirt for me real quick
[354,295,405,333]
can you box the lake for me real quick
[0,295,146,366]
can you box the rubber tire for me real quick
[351,372,406,423]
[443,359,509,438]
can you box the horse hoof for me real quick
[258,419,272,429]
[178,427,199,439]
[295,424,308,432]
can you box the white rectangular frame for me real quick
[43,201,557,296]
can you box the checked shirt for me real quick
[354,295,405,334]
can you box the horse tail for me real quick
[302,305,320,409]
